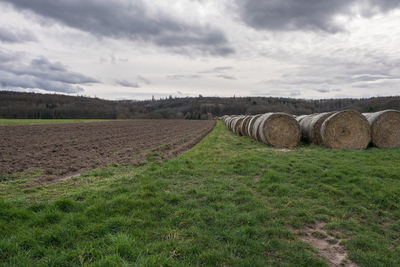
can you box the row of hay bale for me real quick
[222,113,301,148]
[221,109,400,149]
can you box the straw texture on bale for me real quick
[363,110,400,148]
[234,116,246,135]
[300,112,334,145]
[256,113,301,148]
[296,115,308,123]
[236,115,247,135]
[228,116,239,132]
[240,116,253,136]
[321,110,370,150]
[252,115,266,141]
[247,114,262,137]
[229,116,238,132]
[225,117,232,129]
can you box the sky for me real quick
[0,0,400,100]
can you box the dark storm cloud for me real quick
[235,0,400,32]
[0,52,98,93]
[0,27,36,43]
[1,0,234,55]
[115,80,140,88]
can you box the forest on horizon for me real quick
[1,91,399,120]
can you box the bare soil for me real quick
[298,222,358,267]
[0,120,215,184]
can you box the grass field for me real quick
[1,121,399,266]
[0,119,110,126]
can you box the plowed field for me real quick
[0,120,215,184]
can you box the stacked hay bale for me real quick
[321,110,370,150]
[363,110,400,148]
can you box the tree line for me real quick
[1,91,399,120]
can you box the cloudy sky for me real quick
[1,0,400,100]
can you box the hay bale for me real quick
[296,115,308,123]
[224,116,232,128]
[240,116,253,136]
[234,116,246,135]
[230,116,244,134]
[363,110,400,148]
[247,114,262,137]
[225,116,233,125]
[299,112,334,145]
[252,114,267,141]
[321,110,370,150]
[228,116,239,132]
[257,113,301,148]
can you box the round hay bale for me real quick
[234,116,246,135]
[299,112,334,145]
[224,116,233,126]
[224,116,231,127]
[240,116,253,136]
[321,110,370,150]
[252,114,267,141]
[229,116,242,133]
[221,115,228,121]
[247,114,263,137]
[296,115,308,123]
[363,110,400,148]
[228,116,239,132]
[257,113,301,148]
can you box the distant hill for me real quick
[1,91,399,119]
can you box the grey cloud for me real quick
[315,89,330,93]
[167,74,202,80]
[115,80,140,88]
[368,0,400,12]
[200,66,233,73]
[137,75,151,85]
[99,55,129,64]
[350,74,400,82]
[235,0,400,33]
[1,0,234,55]
[0,27,37,43]
[258,51,400,97]
[0,52,98,93]
[0,71,84,93]
[216,74,236,80]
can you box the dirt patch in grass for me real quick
[1,119,215,185]
[298,222,358,267]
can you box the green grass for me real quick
[1,121,400,266]
[0,119,111,126]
